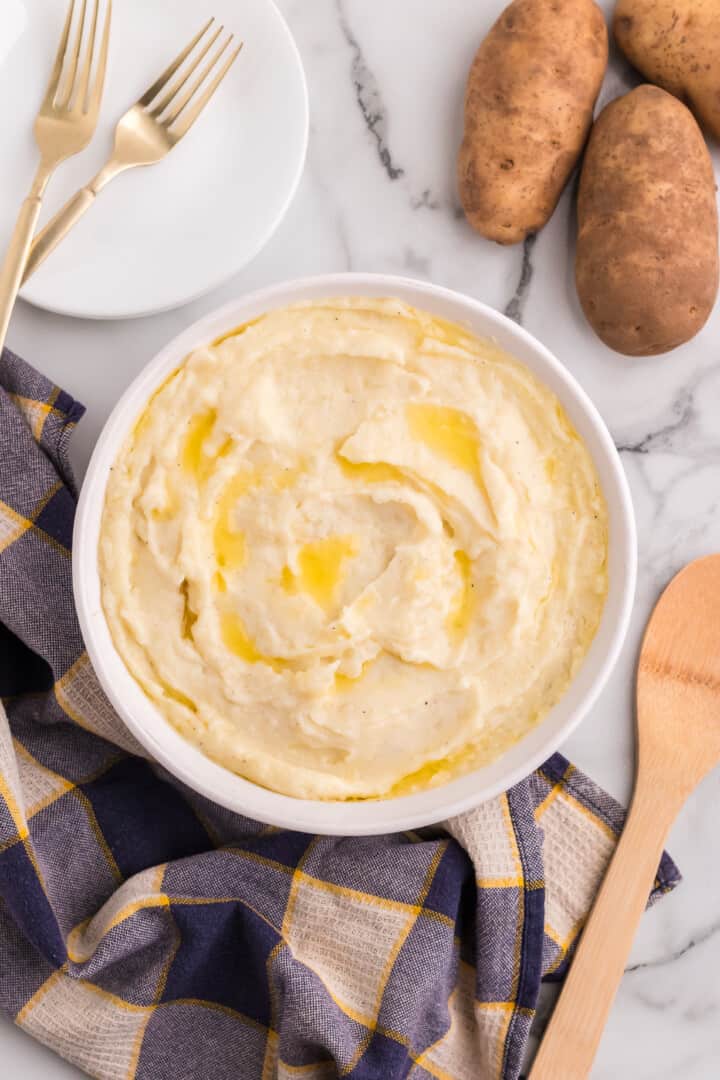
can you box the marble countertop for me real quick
[4,0,720,1076]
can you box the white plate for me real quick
[0,0,308,319]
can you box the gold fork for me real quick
[0,0,111,350]
[22,19,242,286]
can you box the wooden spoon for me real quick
[530,555,720,1079]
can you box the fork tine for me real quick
[77,0,100,109]
[171,43,242,140]
[139,19,214,108]
[42,0,75,106]
[58,0,88,109]
[163,35,232,128]
[149,24,223,119]
[87,0,112,116]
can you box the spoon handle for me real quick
[529,782,675,1079]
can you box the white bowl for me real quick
[74,273,636,835]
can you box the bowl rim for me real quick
[73,272,637,835]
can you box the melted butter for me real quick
[555,401,580,440]
[389,755,456,797]
[446,551,474,642]
[337,454,406,486]
[220,612,283,671]
[280,565,296,592]
[214,523,246,572]
[213,471,254,573]
[212,316,263,348]
[182,409,218,482]
[159,680,198,713]
[180,580,198,640]
[423,316,480,353]
[272,463,303,491]
[339,453,456,531]
[152,481,179,522]
[214,463,302,575]
[335,658,375,692]
[132,370,181,441]
[283,536,358,610]
[407,404,483,485]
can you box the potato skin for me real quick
[614,0,720,141]
[458,0,607,245]
[576,85,718,357]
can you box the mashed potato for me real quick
[100,299,608,799]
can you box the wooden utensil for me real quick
[530,554,720,1079]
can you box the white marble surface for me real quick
[3,0,720,1076]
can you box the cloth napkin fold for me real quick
[0,348,679,1080]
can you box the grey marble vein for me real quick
[616,389,695,455]
[625,920,720,974]
[410,190,441,211]
[403,248,431,277]
[504,235,537,324]
[335,0,404,181]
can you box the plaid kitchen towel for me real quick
[0,348,679,1080]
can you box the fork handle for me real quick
[22,186,98,286]
[0,192,46,353]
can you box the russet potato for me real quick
[458,0,607,245]
[576,85,719,356]
[614,0,720,141]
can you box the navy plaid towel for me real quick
[0,349,679,1080]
